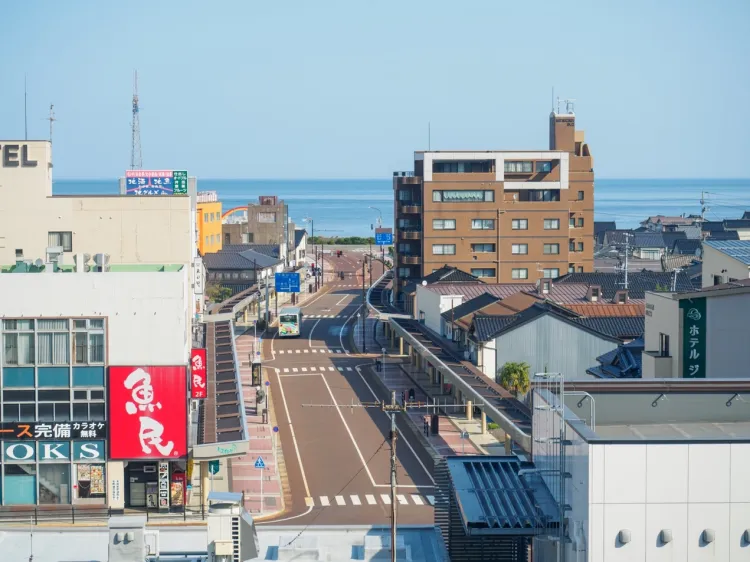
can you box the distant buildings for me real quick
[702,240,750,287]
[196,191,223,255]
[392,108,595,307]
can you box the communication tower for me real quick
[130,70,142,170]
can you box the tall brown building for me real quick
[393,109,594,305]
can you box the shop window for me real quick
[76,463,106,499]
[39,464,71,504]
[4,464,36,505]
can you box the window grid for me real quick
[432,219,456,230]
[48,232,73,252]
[471,244,496,253]
[433,190,494,203]
[471,219,495,230]
[543,219,560,230]
[511,219,528,230]
[543,244,560,255]
[512,268,528,280]
[432,244,456,256]
[471,268,496,278]
[542,268,560,279]
[511,244,528,255]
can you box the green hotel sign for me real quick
[680,298,706,378]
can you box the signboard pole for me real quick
[260,466,264,515]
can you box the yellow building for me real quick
[197,194,223,255]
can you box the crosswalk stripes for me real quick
[301,367,308,372]
[337,367,344,372]
[283,368,289,373]
[292,368,299,373]
[346,367,353,372]
[305,494,433,508]
[328,366,334,372]
[306,314,345,319]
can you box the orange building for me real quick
[196,192,223,255]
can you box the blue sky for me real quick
[1,0,748,179]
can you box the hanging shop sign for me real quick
[190,348,207,399]
[158,461,170,510]
[108,366,188,459]
[0,421,106,441]
[680,298,707,378]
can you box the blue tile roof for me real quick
[704,240,750,265]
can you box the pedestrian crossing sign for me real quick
[254,456,266,469]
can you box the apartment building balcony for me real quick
[400,254,421,265]
[399,229,422,240]
[642,351,673,378]
[394,171,422,185]
[400,203,422,214]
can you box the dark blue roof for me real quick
[672,239,702,255]
[707,230,739,241]
[724,219,750,229]
[702,221,725,233]
[573,317,644,340]
[441,292,500,322]
[594,221,617,235]
[587,337,644,378]
[633,232,667,248]
[294,229,307,248]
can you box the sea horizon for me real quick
[53,177,750,237]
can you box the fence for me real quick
[0,504,207,525]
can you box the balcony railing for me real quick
[400,255,421,265]
[400,203,422,214]
[399,230,422,240]
[394,171,415,177]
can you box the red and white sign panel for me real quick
[191,349,207,399]
[109,366,187,460]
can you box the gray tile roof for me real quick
[294,229,307,248]
[633,232,667,248]
[594,221,617,235]
[674,225,701,239]
[587,337,644,378]
[703,240,750,265]
[404,266,483,294]
[555,271,694,299]
[441,292,501,322]
[662,231,687,249]
[724,219,750,229]
[707,230,739,241]
[573,317,644,339]
[672,239,702,255]
[702,221,725,233]
[743,211,750,220]
[203,247,282,270]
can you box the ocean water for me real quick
[52,178,750,236]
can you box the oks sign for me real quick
[108,366,187,460]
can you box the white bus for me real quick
[278,306,302,337]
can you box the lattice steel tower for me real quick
[130,70,142,169]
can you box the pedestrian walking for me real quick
[423,418,429,437]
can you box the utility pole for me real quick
[362,257,367,353]
[700,191,708,241]
[24,74,28,141]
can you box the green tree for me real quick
[498,361,531,395]
[206,284,232,303]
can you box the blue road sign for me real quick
[254,456,266,469]
[375,231,393,246]
[275,272,301,293]
[273,426,279,433]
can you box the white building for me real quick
[532,381,750,562]
[702,240,750,288]
[642,280,750,379]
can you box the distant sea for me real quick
[53,178,750,237]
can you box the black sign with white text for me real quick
[0,421,106,441]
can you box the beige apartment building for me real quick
[392,109,594,304]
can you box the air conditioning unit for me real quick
[93,253,111,272]
[75,253,91,273]
[45,246,64,272]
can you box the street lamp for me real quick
[368,206,383,260]
[304,217,316,291]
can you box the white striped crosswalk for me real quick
[306,493,434,508]
[304,314,344,319]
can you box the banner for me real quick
[108,366,188,459]
[190,348,207,399]
[680,298,706,378]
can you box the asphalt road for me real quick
[259,253,434,526]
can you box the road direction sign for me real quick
[375,228,393,246]
[208,460,220,475]
[254,456,266,469]
[275,272,301,293]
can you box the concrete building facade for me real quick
[702,240,750,288]
[246,196,289,248]
[392,109,595,305]
[196,192,222,255]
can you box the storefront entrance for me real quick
[124,460,186,511]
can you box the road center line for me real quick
[319,373,377,488]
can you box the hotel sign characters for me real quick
[680,298,706,378]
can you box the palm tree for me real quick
[498,361,531,395]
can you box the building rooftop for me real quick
[724,219,750,229]
[555,270,694,299]
[672,238,702,255]
[203,247,281,270]
[1,263,183,273]
[294,229,307,248]
[641,215,695,226]
[703,239,750,265]
[594,221,617,235]
[592,421,750,441]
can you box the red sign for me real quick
[190,349,207,399]
[108,366,187,460]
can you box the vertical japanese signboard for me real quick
[190,349,207,399]
[158,461,170,511]
[108,366,188,459]
[680,298,706,378]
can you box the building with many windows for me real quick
[196,191,223,255]
[392,108,594,306]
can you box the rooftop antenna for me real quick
[428,121,431,151]
[556,96,562,115]
[551,87,556,113]
[130,70,143,170]
[45,104,56,143]
[24,74,28,140]
[615,232,632,290]
[564,98,576,114]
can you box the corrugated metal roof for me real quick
[446,457,559,535]
[441,293,500,322]
[724,219,750,229]
[573,317,644,339]
[426,283,535,299]
[555,271,694,299]
[704,240,750,265]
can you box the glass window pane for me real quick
[20,404,35,421]
[73,403,88,419]
[3,403,19,421]
[4,465,37,505]
[4,390,35,401]
[37,319,68,330]
[38,403,54,421]
[74,320,86,330]
[90,403,105,420]
[73,390,87,400]
[91,390,104,400]
[89,319,104,329]
[39,390,69,401]
[39,464,71,504]
[74,333,87,364]
[55,403,71,421]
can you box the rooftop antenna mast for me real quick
[428,122,431,151]
[564,98,576,114]
[616,233,632,290]
[699,191,708,241]
[24,74,28,140]
[45,104,56,143]
[130,70,142,170]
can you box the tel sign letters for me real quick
[0,144,38,167]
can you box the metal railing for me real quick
[0,504,208,525]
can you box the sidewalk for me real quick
[352,315,506,456]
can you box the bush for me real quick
[487,422,500,431]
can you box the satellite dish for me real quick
[34,259,44,267]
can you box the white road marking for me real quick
[312,349,318,353]
[328,367,335,371]
[337,367,344,372]
[397,495,408,505]
[381,494,391,504]
[301,367,308,372]
[350,495,361,506]
[335,350,342,354]
[411,495,424,505]
[308,318,322,349]
[303,349,309,353]
[274,368,279,373]
[273,371,313,523]
[320,371,377,487]
[283,368,289,373]
[335,495,346,506]
[365,494,377,505]
[426,495,435,505]
[305,497,314,507]
[346,367,353,371]
[295,350,301,354]
[336,294,348,306]
[320,496,330,506]
[292,368,299,373]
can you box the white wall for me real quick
[706,292,750,378]
[588,442,750,562]
[415,285,462,334]
[0,269,189,365]
[644,292,680,378]
[702,244,750,288]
